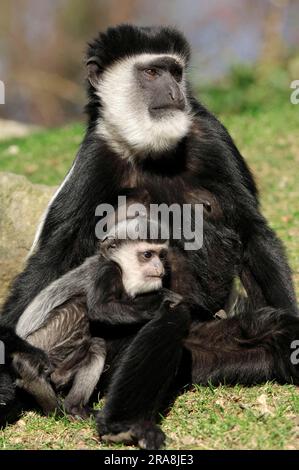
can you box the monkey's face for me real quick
[135,56,186,116]
[106,240,168,298]
[87,54,192,158]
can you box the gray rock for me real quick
[0,119,40,141]
[0,172,55,306]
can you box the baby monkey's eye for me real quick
[143,251,153,259]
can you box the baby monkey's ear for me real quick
[98,237,117,259]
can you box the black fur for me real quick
[87,24,190,69]
[97,303,191,449]
[0,25,298,447]
[186,303,299,386]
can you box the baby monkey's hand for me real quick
[161,289,183,309]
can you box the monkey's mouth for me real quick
[146,275,163,280]
[150,104,185,113]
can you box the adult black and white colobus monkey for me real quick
[0,25,298,447]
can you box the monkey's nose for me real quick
[156,267,165,278]
[169,88,175,101]
[169,86,185,110]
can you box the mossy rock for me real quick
[0,172,55,306]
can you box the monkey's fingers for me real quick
[161,289,183,308]
[131,421,166,450]
[96,411,165,449]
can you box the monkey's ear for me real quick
[100,237,117,251]
[86,57,102,88]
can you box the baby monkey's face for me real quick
[101,239,169,297]
[137,246,168,280]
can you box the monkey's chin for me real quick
[129,278,163,298]
[145,277,163,292]
[124,275,163,298]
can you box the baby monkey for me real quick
[14,237,181,418]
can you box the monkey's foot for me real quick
[13,349,53,378]
[64,403,93,420]
[96,412,165,449]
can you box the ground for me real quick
[0,67,299,449]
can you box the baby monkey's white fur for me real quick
[96,54,192,159]
[110,241,168,298]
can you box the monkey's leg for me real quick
[63,338,106,419]
[13,353,58,415]
[186,307,299,386]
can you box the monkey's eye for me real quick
[144,68,158,79]
[143,251,153,259]
[159,251,167,260]
[109,243,117,249]
[203,200,212,213]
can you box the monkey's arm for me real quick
[87,294,169,325]
[87,263,166,325]
[87,301,157,325]
[237,194,298,315]
[15,255,101,338]
[96,302,191,449]
[246,223,297,314]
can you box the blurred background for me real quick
[0,0,298,126]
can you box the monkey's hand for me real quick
[28,347,53,376]
[161,289,183,309]
[96,411,165,450]
[13,346,52,379]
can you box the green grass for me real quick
[1,69,299,449]
[1,385,299,450]
[0,122,83,185]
